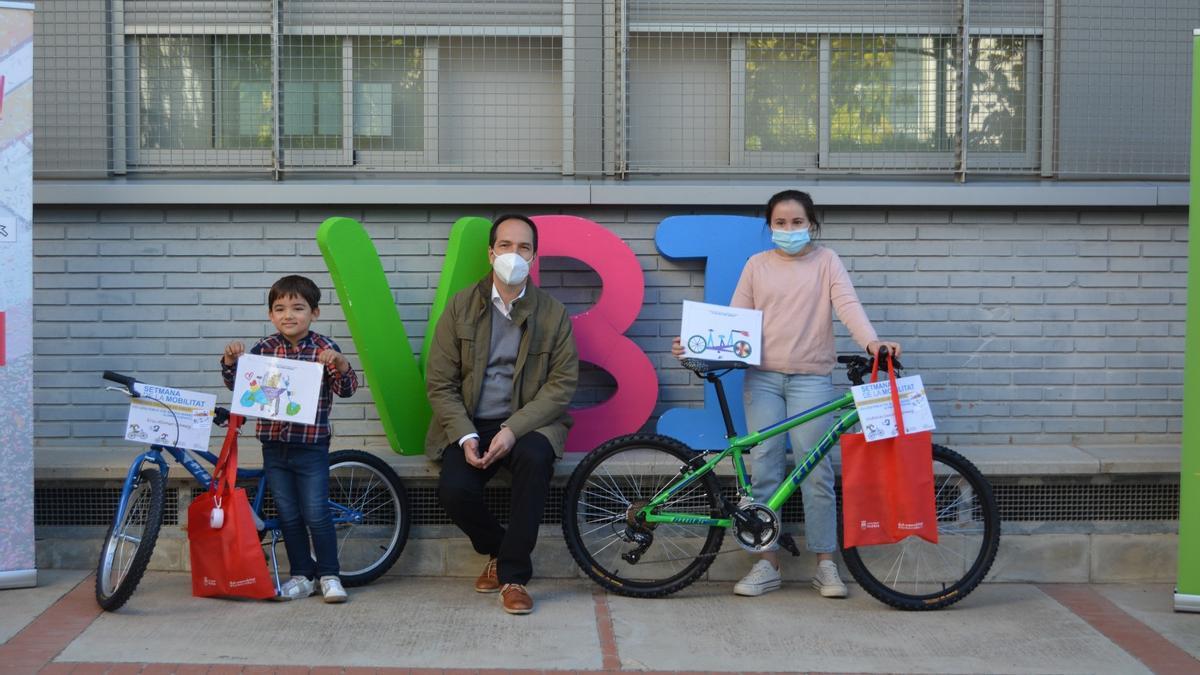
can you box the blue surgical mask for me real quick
[771,228,811,255]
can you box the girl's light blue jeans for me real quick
[742,368,838,554]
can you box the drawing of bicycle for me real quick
[687,329,752,359]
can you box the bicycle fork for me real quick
[267,531,283,593]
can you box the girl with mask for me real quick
[673,189,900,599]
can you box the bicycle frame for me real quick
[639,390,860,528]
[114,443,272,529]
[117,442,372,534]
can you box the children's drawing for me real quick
[230,353,323,426]
[679,300,763,365]
[239,368,300,418]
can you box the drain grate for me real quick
[35,486,180,526]
[993,481,1179,522]
[35,476,1179,528]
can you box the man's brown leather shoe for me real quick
[474,557,500,593]
[499,583,533,615]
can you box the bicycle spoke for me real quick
[588,532,627,558]
[581,479,631,507]
[580,518,623,538]
[576,500,625,518]
[348,476,382,512]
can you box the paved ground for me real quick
[1,571,1198,674]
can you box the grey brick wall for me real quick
[32,205,1186,451]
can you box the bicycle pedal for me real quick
[778,533,801,557]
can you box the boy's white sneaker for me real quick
[274,575,315,601]
[320,575,348,603]
[733,559,782,597]
[812,560,848,598]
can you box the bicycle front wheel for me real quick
[841,444,1000,610]
[562,434,725,598]
[327,450,410,586]
[95,467,167,611]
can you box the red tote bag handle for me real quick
[209,413,245,496]
[869,353,907,437]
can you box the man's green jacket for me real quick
[424,276,579,460]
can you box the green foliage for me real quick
[745,38,819,152]
[743,34,1026,156]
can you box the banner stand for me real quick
[0,0,36,591]
[1176,28,1200,613]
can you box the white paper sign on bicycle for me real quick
[230,353,323,426]
[124,383,217,452]
[850,375,936,443]
[679,300,763,366]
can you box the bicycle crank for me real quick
[732,503,781,552]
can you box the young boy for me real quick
[221,275,358,603]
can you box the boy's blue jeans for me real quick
[261,441,339,579]
[743,369,839,554]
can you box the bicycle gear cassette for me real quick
[732,503,780,552]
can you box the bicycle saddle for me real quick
[681,358,750,376]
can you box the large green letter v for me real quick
[316,216,491,455]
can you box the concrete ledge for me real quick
[35,443,1181,482]
[1077,444,1181,474]
[953,445,1101,475]
[34,178,1191,207]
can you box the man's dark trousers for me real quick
[438,417,555,585]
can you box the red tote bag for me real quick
[187,414,277,600]
[840,355,939,548]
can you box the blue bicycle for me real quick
[95,371,410,611]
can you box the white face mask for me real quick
[493,251,531,286]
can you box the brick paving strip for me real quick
[1039,584,1200,675]
[589,588,621,671]
[0,574,102,674]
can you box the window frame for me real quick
[728,30,1042,173]
[125,37,274,170]
[124,27,568,173]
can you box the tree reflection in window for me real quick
[743,35,1028,156]
[352,37,424,152]
[968,37,1026,152]
[830,35,958,153]
[745,37,819,153]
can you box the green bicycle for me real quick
[561,352,1000,610]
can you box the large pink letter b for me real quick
[532,216,657,452]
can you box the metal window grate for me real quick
[32,0,1198,178]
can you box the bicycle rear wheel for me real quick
[841,444,1000,610]
[327,450,410,586]
[562,434,725,598]
[95,467,167,611]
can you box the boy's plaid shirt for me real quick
[221,331,358,446]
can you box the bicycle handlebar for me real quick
[102,370,232,427]
[838,348,904,386]
[103,370,138,391]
